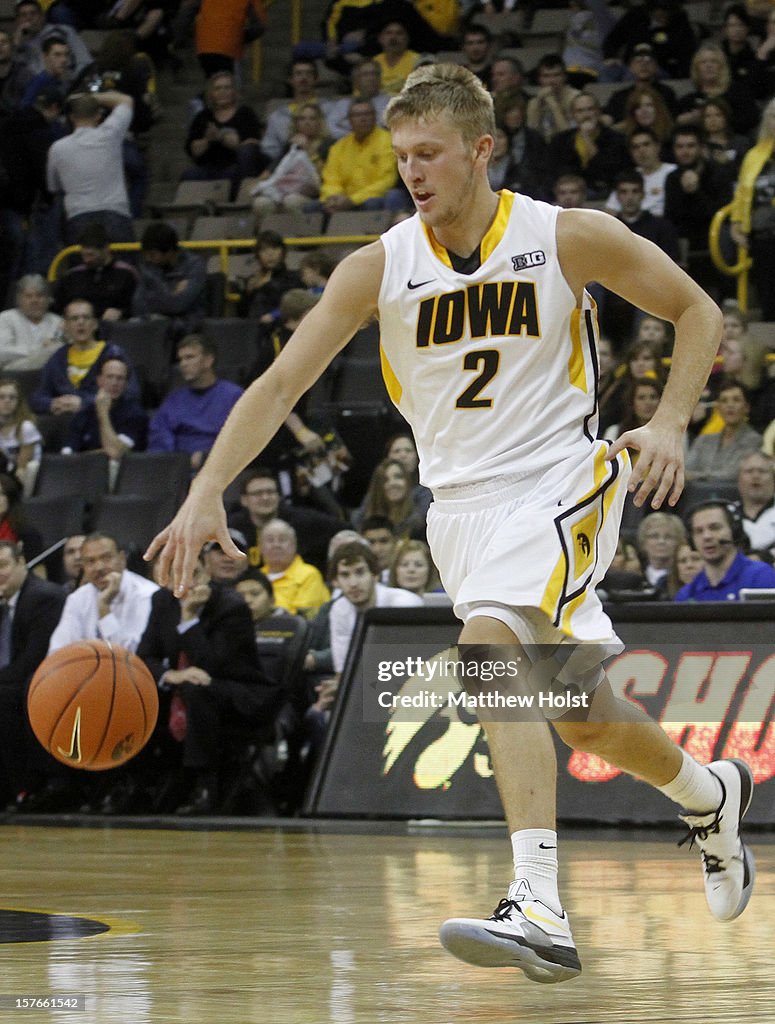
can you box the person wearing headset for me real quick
[675,500,775,600]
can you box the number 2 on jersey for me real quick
[455,349,500,409]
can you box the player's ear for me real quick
[474,133,494,163]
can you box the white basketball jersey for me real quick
[378,190,602,491]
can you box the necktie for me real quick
[168,649,189,741]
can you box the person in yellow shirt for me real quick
[314,99,399,213]
[260,518,330,618]
[374,21,421,95]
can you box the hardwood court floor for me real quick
[0,823,772,1024]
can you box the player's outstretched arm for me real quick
[144,242,385,595]
[557,209,723,509]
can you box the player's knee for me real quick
[552,718,612,753]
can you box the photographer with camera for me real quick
[46,89,134,244]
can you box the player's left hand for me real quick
[144,482,243,597]
[606,421,685,509]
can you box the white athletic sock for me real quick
[511,828,562,916]
[656,749,723,813]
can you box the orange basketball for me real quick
[27,640,159,771]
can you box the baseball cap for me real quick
[202,528,247,554]
[631,43,655,58]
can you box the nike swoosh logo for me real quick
[57,706,82,763]
[538,842,557,849]
[407,278,436,290]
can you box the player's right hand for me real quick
[606,421,685,510]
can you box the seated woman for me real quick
[388,538,442,599]
[700,98,749,175]
[252,102,332,220]
[182,70,267,199]
[666,541,703,599]
[353,458,427,539]
[606,376,662,442]
[685,379,762,481]
[0,378,42,484]
[619,84,674,156]
[636,510,687,592]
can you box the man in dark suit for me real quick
[0,541,66,805]
[137,556,282,814]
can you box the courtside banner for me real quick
[305,604,775,824]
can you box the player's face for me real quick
[236,580,273,621]
[395,552,429,593]
[392,114,482,229]
[0,547,25,599]
[335,559,377,609]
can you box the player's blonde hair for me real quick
[385,63,496,146]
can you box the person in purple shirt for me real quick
[148,334,242,473]
[675,501,775,601]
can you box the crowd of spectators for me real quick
[0,0,773,819]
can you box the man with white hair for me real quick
[0,274,63,370]
[737,451,775,553]
[260,518,329,618]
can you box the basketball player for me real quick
[146,65,755,984]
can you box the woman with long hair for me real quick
[607,376,663,440]
[667,542,703,599]
[620,85,674,151]
[381,432,430,513]
[0,379,41,483]
[359,458,426,538]
[729,98,775,320]
[700,97,749,172]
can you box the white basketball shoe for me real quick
[679,758,756,921]
[439,880,581,984]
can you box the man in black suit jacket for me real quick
[0,542,66,804]
[137,559,282,814]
